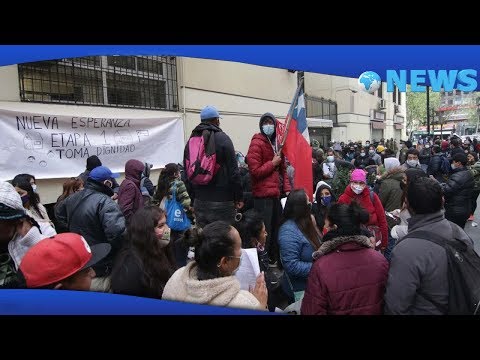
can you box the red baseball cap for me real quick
[19,233,111,288]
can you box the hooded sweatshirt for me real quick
[118,159,145,222]
[162,261,264,311]
[246,112,291,198]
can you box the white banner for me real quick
[0,108,184,180]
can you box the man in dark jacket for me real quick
[427,145,449,182]
[437,153,474,228]
[449,138,464,159]
[55,165,126,291]
[247,112,291,264]
[184,105,243,227]
[78,155,120,198]
[384,177,473,315]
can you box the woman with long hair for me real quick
[56,177,84,204]
[162,221,268,310]
[154,163,193,267]
[12,176,52,226]
[54,177,84,233]
[301,202,389,315]
[278,189,322,301]
[110,206,177,299]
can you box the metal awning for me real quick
[371,121,386,129]
[307,118,333,128]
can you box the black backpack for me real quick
[439,155,451,176]
[408,226,480,315]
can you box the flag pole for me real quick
[279,77,304,153]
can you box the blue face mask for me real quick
[321,195,332,206]
[262,124,275,136]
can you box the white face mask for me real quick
[406,159,418,167]
[360,152,366,157]
[451,164,457,170]
[31,184,37,193]
[351,184,365,194]
[327,155,334,163]
[262,124,275,136]
[425,145,430,149]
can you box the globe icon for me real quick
[358,71,381,93]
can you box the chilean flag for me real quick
[278,79,313,200]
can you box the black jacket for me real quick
[427,154,445,182]
[441,167,474,219]
[55,179,126,276]
[184,123,243,202]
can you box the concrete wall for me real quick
[180,57,297,154]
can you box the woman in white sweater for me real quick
[162,221,268,311]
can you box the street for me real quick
[464,197,480,254]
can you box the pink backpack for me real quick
[185,130,220,185]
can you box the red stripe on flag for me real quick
[282,119,313,201]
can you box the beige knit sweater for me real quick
[162,262,265,311]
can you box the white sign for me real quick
[0,107,184,180]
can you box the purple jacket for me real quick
[118,159,145,222]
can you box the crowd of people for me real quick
[0,104,478,315]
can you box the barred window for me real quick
[18,56,178,111]
[305,95,338,125]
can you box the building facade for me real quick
[0,56,407,204]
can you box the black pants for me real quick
[194,199,236,228]
[445,210,468,229]
[253,197,282,263]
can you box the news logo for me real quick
[358,70,478,93]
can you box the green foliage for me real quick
[406,86,441,130]
[331,166,351,197]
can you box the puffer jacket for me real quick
[338,185,389,249]
[278,220,318,293]
[441,167,474,220]
[301,233,388,315]
[55,179,126,276]
[427,153,447,182]
[247,113,291,198]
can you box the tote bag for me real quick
[165,182,191,232]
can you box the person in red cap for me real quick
[337,169,389,251]
[19,233,111,291]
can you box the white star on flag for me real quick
[295,92,305,117]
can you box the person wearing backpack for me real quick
[183,105,243,228]
[385,177,474,315]
[427,145,450,183]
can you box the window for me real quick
[392,85,397,103]
[305,95,337,125]
[377,82,383,99]
[397,90,402,105]
[18,56,178,111]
